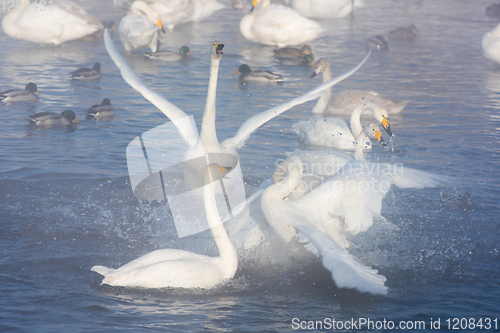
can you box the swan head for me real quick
[357,102,392,137]
[211,42,224,60]
[130,1,164,32]
[204,163,230,184]
[250,0,258,12]
[310,58,330,78]
[364,123,386,146]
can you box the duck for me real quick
[290,0,365,18]
[482,23,500,65]
[70,62,102,81]
[274,44,314,59]
[234,64,284,83]
[0,83,40,103]
[239,0,324,47]
[119,1,164,52]
[2,0,104,45]
[311,58,408,114]
[86,99,115,119]
[143,0,225,30]
[91,164,238,289]
[27,110,80,126]
[389,24,419,42]
[144,45,192,61]
[293,102,392,150]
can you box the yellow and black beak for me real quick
[251,0,258,12]
[157,20,165,33]
[215,42,224,55]
[218,165,232,177]
[374,129,387,146]
[381,115,392,137]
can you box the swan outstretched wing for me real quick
[222,50,372,150]
[103,29,198,146]
[294,224,388,295]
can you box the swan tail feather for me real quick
[222,50,371,150]
[294,224,388,295]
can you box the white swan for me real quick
[311,58,408,115]
[290,0,365,19]
[239,0,324,47]
[261,126,447,293]
[2,0,104,45]
[482,23,500,65]
[293,102,392,150]
[143,0,225,30]
[119,1,164,52]
[265,126,447,239]
[91,164,238,288]
[103,29,371,160]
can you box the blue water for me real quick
[1,0,499,332]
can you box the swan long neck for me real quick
[312,62,333,114]
[269,161,302,200]
[354,130,368,161]
[203,173,238,279]
[200,56,221,151]
[349,103,367,140]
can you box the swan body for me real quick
[143,0,225,30]
[86,99,115,119]
[2,0,103,45]
[291,0,365,18]
[311,58,408,114]
[234,64,284,83]
[389,24,419,42]
[27,110,80,126]
[144,45,192,61]
[119,1,163,52]
[70,62,102,81]
[92,164,238,289]
[482,23,500,65]
[293,102,392,150]
[0,82,40,103]
[239,0,324,47]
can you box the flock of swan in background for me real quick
[2,0,493,295]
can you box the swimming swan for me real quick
[91,164,238,288]
[311,58,408,115]
[119,1,164,52]
[103,29,371,158]
[293,102,392,150]
[2,0,104,45]
[239,0,324,47]
[290,0,365,19]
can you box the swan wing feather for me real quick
[103,29,198,146]
[294,224,388,295]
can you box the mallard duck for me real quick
[27,110,80,126]
[144,45,192,61]
[234,64,284,83]
[240,0,324,47]
[0,82,40,103]
[86,99,115,119]
[274,44,314,58]
[2,0,104,45]
[70,62,102,81]
[389,24,419,42]
[277,54,315,66]
[119,1,164,52]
